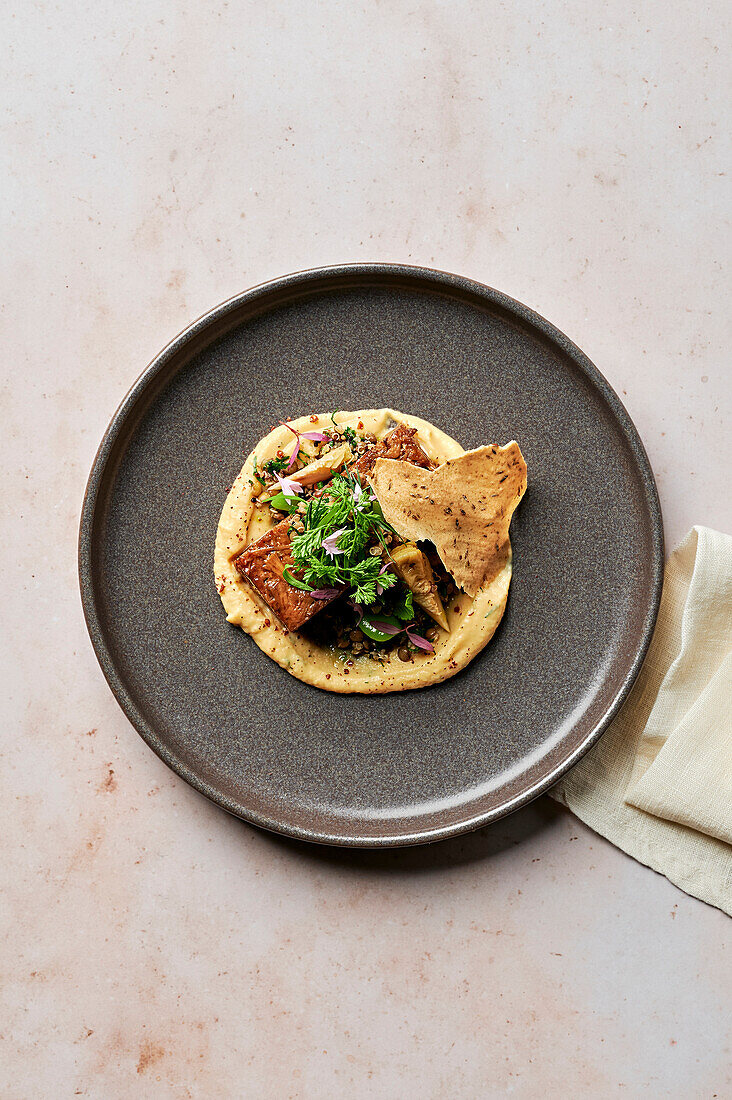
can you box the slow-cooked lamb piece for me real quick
[351,424,435,478]
[233,519,341,631]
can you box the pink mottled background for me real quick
[2,1,730,1096]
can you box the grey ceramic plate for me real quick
[79,264,663,846]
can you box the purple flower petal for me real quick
[275,472,304,496]
[309,586,344,600]
[278,424,303,470]
[375,561,391,595]
[353,481,363,501]
[300,430,329,442]
[369,620,403,636]
[406,628,435,653]
[347,597,364,624]
[322,526,348,556]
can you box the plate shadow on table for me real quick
[244,796,567,875]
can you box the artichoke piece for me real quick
[390,542,449,632]
[290,442,352,487]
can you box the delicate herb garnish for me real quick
[253,453,265,483]
[285,473,398,606]
[341,425,359,447]
[262,455,289,477]
[282,566,312,591]
[392,588,414,621]
[269,491,301,514]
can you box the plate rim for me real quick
[78,262,665,847]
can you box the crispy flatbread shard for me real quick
[370,442,527,597]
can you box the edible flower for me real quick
[275,472,304,496]
[404,627,435,652]
[309,586,345,600]
[347,597,364,623]
[282,421,330,469]
[283,421,329,444]
[375,562,391,595]
[285,447,299,473]
[322,526,348,556]
[300,430,330,442]
[368,620,402,635]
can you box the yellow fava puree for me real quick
[214,409,514,693]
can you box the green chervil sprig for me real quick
[288,473,399,606]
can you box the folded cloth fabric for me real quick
[550,526,732,915]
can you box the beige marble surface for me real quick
[2,1,730,1096]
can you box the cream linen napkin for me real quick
[549,526,732,915]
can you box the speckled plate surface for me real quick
[79,264,663,846]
